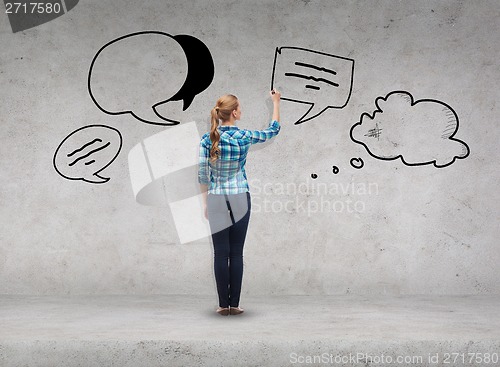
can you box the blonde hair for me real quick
[210,94,239,162]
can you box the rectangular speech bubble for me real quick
[271,46,354,124]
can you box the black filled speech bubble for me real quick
[4,0,79,33]
[88,31,215,126]
[168,34,215,111]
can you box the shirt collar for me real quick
[218,125,239,130]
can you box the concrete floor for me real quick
[1,294,499,366]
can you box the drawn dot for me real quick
[332,166,339,174]
[350,157,364,169]
[311,173,318,179]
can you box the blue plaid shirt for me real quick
[198,120,281,194]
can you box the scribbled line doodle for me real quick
[350,157,364,169]
[365,123,382,140]
[53,125,122,184]
[311,173,318,179]
[4,0,79,33]
[88,31,214,126]
[271,46,354,124]
[350,91,470,168]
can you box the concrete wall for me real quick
[0,0,498,295]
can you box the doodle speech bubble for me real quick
[168,34,215,111]
[88,31,214,126]
[350,91,470,168]
[271,46,354,124]
[53,125,123,184]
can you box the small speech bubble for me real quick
[4,0,79,33]
[271,46,354,124]
[88,31,214,126]
[53,124,123,184]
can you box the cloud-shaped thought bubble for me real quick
[350,91,470,168]
[53,125,122,184]
[271,46,354,124]
[88,31,214,126]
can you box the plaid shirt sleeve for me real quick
[198,138,210,185]
[243,120,281,144]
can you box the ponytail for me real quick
[210,107,220,162]
[209,94,238,162]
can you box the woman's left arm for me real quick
[198,140,210,219]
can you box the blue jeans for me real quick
[207,191,251,308]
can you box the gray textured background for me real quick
[0,0,498,295]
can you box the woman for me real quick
[198,89,281,316]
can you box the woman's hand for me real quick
[270,88,281,103]
[271,89,281,122]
